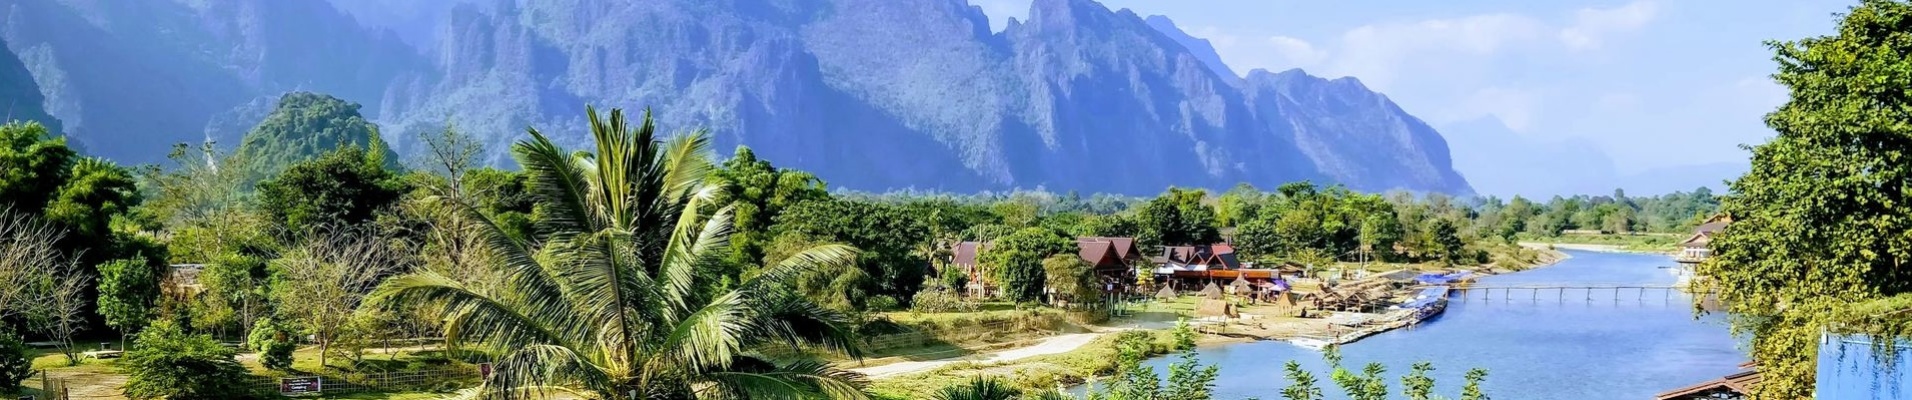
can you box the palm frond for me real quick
[740,244,859,293]
[931,377,1022,400]
[659,202,734,317]
[485,344,617,400]
[514,126,600,238]
[659,128,714,204]
[365,272,573,353]
[746,289,863,359]
[665,291,753,372]
[703,357,871,400]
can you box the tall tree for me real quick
[980,228,1071,303]
[97,258,164,339]
[710,146,828,281]
[1139,188,1220,248]
[774,198,931,305]
[1698,1,1912,396]
[365,107,869,399]
[258,144,407,234]
[271,229,400,370]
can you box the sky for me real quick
[972,0,1854,175]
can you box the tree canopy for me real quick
[231,92,400,178]
[1698,1,1912,396]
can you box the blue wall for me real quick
[1817,334,1912,400]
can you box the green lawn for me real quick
[1520,232,1682,252]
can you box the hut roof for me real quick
[1156,285,1178,299]
[1201,282,1224,299]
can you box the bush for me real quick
[122,320,254,399]
[248,317,295,370]
[910,288,978,313]
[0,329,31,394]
[866,295,902,311]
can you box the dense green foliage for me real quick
[121,321,253,400]
[709,146,829,278]
[232,92,400,178]
[1043,254,1097,306]
[97,257,163,334]
[247,317,296,370]
[774,198,932,307]
[1697,1,1912,397]
[982,228,1073,303]
[257,144,408,234]
[0,328,28,394]
[1137,188,1221,248]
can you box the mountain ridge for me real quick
[3,0,1474,196]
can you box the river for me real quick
[1119,250,1748,399]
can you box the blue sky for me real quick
[974,0,1853,174]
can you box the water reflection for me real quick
[1109,251,1746,400]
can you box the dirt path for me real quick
[851,333,1102,378]
[51,368,129,400]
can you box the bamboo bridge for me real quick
[1440,285,1711,303]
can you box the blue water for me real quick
[1122,251,1748,399]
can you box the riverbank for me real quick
[863,246,1573,397]
[1517,232,1682,254]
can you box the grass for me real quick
[1519,232,1682,252]
[309,391,463,399]
[866,330,1179,400]
[853,305,1074,360]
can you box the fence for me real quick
[23,370,70,400]
[244,365,480,396]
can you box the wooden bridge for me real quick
[1438,285,1709,303]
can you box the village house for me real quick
[1676,214,1732,265]
[947,237,1144,298]
[1153,243,1288,293]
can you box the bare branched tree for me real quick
[415,123,482,198]
[33,263,90,365]
[274,227,404,370]
[0,209,68,321]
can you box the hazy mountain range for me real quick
[1442,116,1746,198]
[2,0,1490,195]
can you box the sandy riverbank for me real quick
[1183,247,1572,345]
[1519,241,1673,255]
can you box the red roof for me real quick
[952,241,986,266]
[1078,237,1139,260]
[1077,240,1124,269]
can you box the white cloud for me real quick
[1193,4,1665,136]
[1560,1,1659,50]
[1264,36,1326,67]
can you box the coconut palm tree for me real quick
[367,107,869,399]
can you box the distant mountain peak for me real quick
[1142,14,1238,81]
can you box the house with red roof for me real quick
[948,237,1144,298]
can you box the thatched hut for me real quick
[1229,275,1252,295]
[1156,285,1178,300]
[1200,282,1224,299]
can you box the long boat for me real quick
[1398,286,1451,323]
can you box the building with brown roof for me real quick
[1655,363,1758,400]
[1677,214,1732,265]
[949,237,1144,297]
